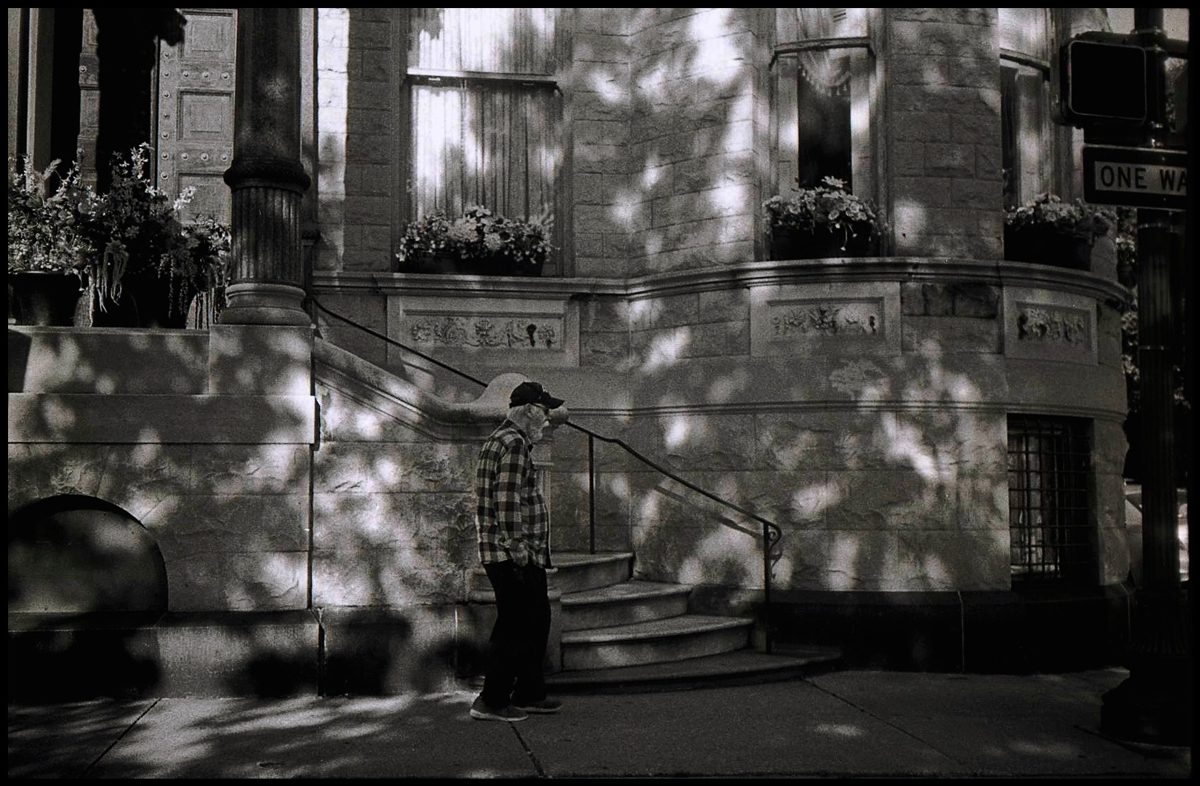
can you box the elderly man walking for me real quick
[470,381,565,722]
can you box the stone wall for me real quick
[885,8,1004,259]
[570,9,634,280]
[8,327,318,613]
[626,8,764,275]
[314,7,397,272]
[303,7,1132,607]
[7,325,543,694]
[311,341,483,607]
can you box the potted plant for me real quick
[763,177,882,260]
[78,144,230,328]
[1004,193,1115,271]
[396,205,551,276]
[7,156,93,326]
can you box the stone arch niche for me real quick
[8,494,168,613]
[8,494,168,700]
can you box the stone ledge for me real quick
[312,258,1129,305]
[8,326,209,395]
[7,393,318,444]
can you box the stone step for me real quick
[551,551,634,594]
[544,645,844,693]
[467,551,632,595]
[560,614,752,671]
[8,326,209,395]
[560,580,691,632]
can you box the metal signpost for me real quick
[1056,9,1191,745]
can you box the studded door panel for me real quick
[157,8,237,223]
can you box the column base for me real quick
[219,283,311,326]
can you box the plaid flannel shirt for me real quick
[475,419,552,568]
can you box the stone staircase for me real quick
[467,551,841,692]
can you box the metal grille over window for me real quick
[1007,417,1093,584]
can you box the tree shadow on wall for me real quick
[553,325,1131,673]
[7,327,327,701]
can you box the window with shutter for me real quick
[404,8,563,271]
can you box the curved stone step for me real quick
[560,581,691,631]
[560,614,752,671]
[550,551,634,594]
[466,587,563,604]
[470,551,634,595]
[545,645,844,693]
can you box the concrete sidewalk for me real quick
[8,668,1192,779]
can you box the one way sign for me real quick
[1083,145,1188,211]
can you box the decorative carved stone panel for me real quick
[1003,286,1097,364]
[388,294,580,368]
[157,8,236,223]
[408,316,562,350]
[750,282,901,357]
[771,301,882,338]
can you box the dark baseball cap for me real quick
[509,381,564,409]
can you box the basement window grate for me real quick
[1007,416,1094,584]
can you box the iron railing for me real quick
[309,296,783,652]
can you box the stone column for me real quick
[221,7,312,326]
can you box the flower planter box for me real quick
[1004,225,1093,271]
[8,271,83,326]
[396,206,550,278]
[769,225,875,260]
[403,253,544,277]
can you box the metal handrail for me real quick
[308,296,782,652]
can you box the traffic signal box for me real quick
[1060,38,1148,126]
[1056,30,1185,149]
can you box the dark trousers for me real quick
[480,561,550,709]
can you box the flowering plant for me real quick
[77,144,230,321]
[7,155,96,281]
[8,146,230,324]
[1004,193,1114,241]
[763,177,882,251]
[396,205,551,275]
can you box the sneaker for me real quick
[512,697,562,714]
[470,697,528,722]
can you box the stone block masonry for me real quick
[315,7,396,272]
[626,8,765,276]
[885,8,1003,260]
[570,11,634,279]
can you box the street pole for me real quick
[1099,7,1192,746]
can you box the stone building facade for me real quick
[9,8,1136,694]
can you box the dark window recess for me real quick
[1000,65,1018,209]
[1007,416,1094,584]
[796,64,851,188]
